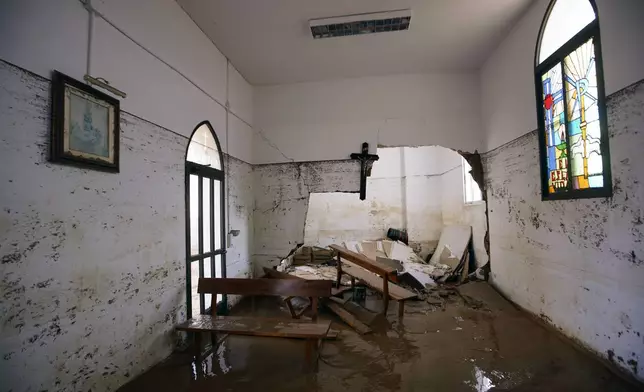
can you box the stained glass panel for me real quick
[542,63,569,193]
[564,39,603,189]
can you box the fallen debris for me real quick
[293,246,335,265]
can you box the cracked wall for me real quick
[482,79,644,381]
[252,160,360,273]
[0,61,254,391]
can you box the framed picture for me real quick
[51,71,120,172]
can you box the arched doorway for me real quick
[185,121,226,318]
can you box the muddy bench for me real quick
[175,277,333,370]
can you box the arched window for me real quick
[535,0,611,200]
[185,121,226,318]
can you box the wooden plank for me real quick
[341,261,417,301]
[329,244,397,278]
[343,301,383,326]
[323,301,372,335]
[263,267,301,280]
[177,315,331,338]
[328,296,349,305]
[331,286,353,297]
[198,278,332,298]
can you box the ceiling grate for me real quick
[309,10,411,39]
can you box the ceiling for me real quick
[177,0,535,85]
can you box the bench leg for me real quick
[382,276,389,314]
[193,332,202,361]
[304,339,319,372]
[336,254,342,288]
[398,301,405,320]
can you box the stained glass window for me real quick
[535,0,611,200]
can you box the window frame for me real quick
[185,121,227,319]
[534,0,612,201]
[462,157,483,205]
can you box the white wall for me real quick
[303,146,489,265]
[481,0,644,152]
[253,72,482,164]
[0,1,256,390]
[303,147,444,248]
[479,0,644,381]
[0,0,254,162]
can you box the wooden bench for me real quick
[329,244,416,318]
[175,277,333,370]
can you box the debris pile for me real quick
[270,225,476,334]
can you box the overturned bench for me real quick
[175,277,333,370]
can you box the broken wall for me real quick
[482,80,644,380]
[303,146,488,266]
[439,152,489,267]
[303,147,443,249]
[0,62,254,391]
[252,160,360,274]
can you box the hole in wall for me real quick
[301,145,489,267]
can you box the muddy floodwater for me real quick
[119,282,639,391]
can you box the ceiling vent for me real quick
[309,9,411,39]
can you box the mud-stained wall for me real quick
[225,155,254,282]
[483,79,644,381]
[0,61,254,391]
[252,160,360,273]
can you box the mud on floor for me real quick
[119,282,639,392]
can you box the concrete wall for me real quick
[483,80,644,380]
[479,0,644,381]
[252,161,360,274]
[0,60,255,392]
[0,0,254,162]
[303,147,443,248]
[253,72,482,164]
[440,154,489,267]
[481,0,644,152]
[0,0,255,389]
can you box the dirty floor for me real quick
[119,282,639,391]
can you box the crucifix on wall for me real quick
[350,142,379,200]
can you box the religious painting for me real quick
[50,71,120,172]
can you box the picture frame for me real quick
[51,70,120,172]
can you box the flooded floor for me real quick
[119,282,638,391]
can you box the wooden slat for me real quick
[324,301,372,335]
[198,278,332,298]
[329,244,397,278]
[176,315,331,338]
[341,261,416,301]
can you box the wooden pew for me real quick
[175,277,333,370]
[329,244,416,318]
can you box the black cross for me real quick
[350,142,379,200]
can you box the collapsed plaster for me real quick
[0,61,254,391]
[482,78,644,381]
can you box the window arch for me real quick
[535,0,612,200]
[185,121,226,318]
